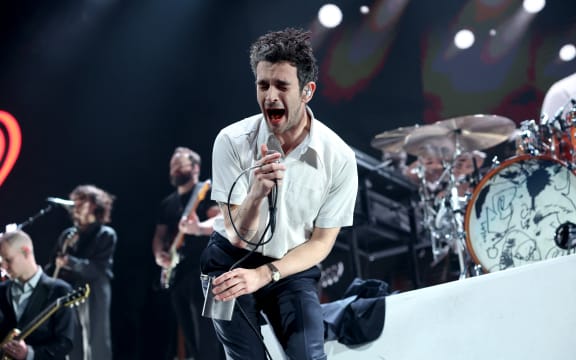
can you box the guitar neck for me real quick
[168,180,211,252]
[16,303,59,341]
[1,285,89,350]
[169,232,185,253]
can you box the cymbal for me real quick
[404,114,515,158]
[371,125,419,153]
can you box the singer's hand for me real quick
[252,144,285,201]
[211,267,270,301]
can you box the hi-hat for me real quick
[371,125,419,153]
[404,114,515,158]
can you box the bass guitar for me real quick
[160,180,211,289]
[0,284,90,360]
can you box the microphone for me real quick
[46,197,74,208]
[266,149,280,234]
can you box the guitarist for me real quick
[46,185,116,360]
[151,147,224,360]
[0,230,77,360]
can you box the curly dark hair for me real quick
[70,185,115,224]
[249,28,319,90]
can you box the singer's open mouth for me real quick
[267,108,285,122]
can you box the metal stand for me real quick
[3,204,55,232]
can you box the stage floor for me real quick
[264,254,576,359]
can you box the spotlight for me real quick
[454,29,475,49]
[522,0,545,14]
[559,44,576,62]
[318,4,343,28]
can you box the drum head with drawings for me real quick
[465,155,574,272]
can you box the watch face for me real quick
[267,263,280,282]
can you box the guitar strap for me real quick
[181,180,208,219]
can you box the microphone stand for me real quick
[11,204,55,231]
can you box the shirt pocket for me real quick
[282,168,327,227]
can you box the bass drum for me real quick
[465,155,575,272]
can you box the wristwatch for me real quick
[266,263,281,283]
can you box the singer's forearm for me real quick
[265,227,340,280]
[220,193,264,245]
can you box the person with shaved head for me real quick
[0,230,77,360]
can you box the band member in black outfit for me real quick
[152,147,225,360]
[47,184,116,360]
[0,230,78,360]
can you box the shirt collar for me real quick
[13,267,43,292]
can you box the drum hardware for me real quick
[533,100,576,165]
[412,145,476,279]
[418,119,503,278]
[372,114,516,278]
[516,120,543,157]
[490,156,500,169]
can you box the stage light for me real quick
[454,29,475,49]
[522,0,545,14]
[360,5,370,15]
[318,4,343,28]
[559,44,576,62]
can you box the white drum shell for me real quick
[465,155,573,272]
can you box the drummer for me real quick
[453,150,486,185]
[403,150,486,196]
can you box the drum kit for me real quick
[372,105,576,280]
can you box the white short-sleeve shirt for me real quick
[211,108,358,259]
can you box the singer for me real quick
[200,28,358,360]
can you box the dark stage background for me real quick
[0,0,575,359]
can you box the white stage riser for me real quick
[264,254,576,360]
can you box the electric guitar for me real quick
[52,228,79,279]
[0,284,90,360]
[160,180,211,289]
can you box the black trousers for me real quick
[200,233,327,360]
[171,258,225,360]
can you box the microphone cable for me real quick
[225,163,278,264]
[221,162,279,359]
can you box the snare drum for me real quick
[465,155,575,272]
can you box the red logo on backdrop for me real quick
[0,110,22,188]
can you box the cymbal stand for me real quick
[413,159,450,264]
[444,134,474,279]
